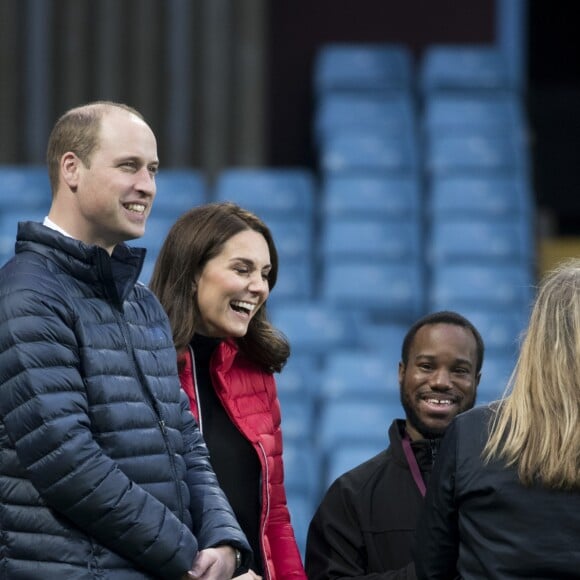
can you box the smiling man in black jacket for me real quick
[305,311,483,580]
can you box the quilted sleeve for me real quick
[0,284,197,579]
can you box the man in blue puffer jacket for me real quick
[0,101,251,579]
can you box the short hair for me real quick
[401,310,485,373]
[46,101,144,194]
[149,202,290,373]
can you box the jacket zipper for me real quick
[257,440,271,580]
[189,345,271,579]
[113,307,185,520]
[429,438,439,465]
[188,345,204,433]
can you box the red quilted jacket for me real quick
[179,339,307,580]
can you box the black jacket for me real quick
[414,405,580,579]
[0,222,250,579]
[305,419,439,580]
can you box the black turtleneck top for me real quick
[190,334,263,574]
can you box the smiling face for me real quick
[399,322,479,440]
[194,229,271,338]
[59,108,159,253]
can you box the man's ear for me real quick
[475,371,482,388]
[398,361,405,386]
[61,152,81,190]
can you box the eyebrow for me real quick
[115,155,159,166]
[414,354,473,367]
[230,257,272,270]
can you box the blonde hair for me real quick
[483,259,580,489]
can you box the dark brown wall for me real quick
[528,1,580,232]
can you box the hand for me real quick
[184,546,236,580]
[233,571,261,580]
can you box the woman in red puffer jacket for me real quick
[150,202,306,580]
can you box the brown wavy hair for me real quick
[149,202,290,373]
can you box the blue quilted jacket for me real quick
[0,222,250,579]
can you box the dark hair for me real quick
[401,310,485,373]
[149,201,290,373]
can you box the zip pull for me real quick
[159,419,167,434]
[430,438,440,464]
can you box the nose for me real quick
[248,272,269,296]
[430,368,451,390]
[135,166,156,197]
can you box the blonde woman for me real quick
[414,259,580,579]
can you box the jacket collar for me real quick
[389,419,441,470]
[15,221,145,306]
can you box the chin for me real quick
[226,326,250,338]
[421,422,449,439]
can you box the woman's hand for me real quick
[233,570,262,580]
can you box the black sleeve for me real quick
[306,478,417,580]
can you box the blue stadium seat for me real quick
[429,263,535,311]
[429,174,534,219]
[284,442,321,501]
[266,218,315,303]
[214,168,316,220]
[314,43,414,95]
[424,93,526,137]
[266,219,313,263]
[425,131,529,174]
[269,259,314,304]
[357,320,409,352]
[280,398,316,447]
[320,130,420,174]
[270,301,362,354]
[321,173,421,219]
[286,491,317,561]
[324,442,387,490]
[458,308,527,357]
[0,207,47,266]
[320,218,422,262]
[319,349,401,403]
[277,353,319,403]
[477,354,517,405]
[318,399,397,455]
[153,169,207,219]
[420,44,515,94]
[132,215,178,284]
[321,261,425,319]
[428,219,534,264]
[0,165,51,210]
[314,92,417,144]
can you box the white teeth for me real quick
[426,398,452,405]
[231,300,255,312]
[125,203,146,213]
